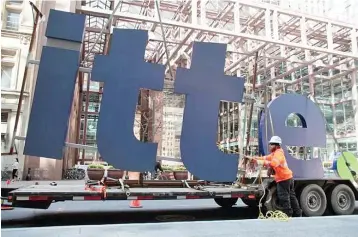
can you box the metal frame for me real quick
[16,0,356,164]
[73,0,358,162]
[76,0,113,162]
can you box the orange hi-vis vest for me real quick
[257,148,293,182]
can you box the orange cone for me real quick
[129,200,142,208]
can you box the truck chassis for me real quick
[6,177,358,217]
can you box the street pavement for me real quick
[2,215,358,237]
[2,198,358,226]
[2,199,358,237]
[1,199,258,227]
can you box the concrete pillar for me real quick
[350,29,357,149]
[272,10,278,40]
[191,0,197,25]
[234,1,240,33]
[265,9,271,38]
[200,0,206,26]
[351,72,358,149]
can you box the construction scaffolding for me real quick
[73,0,358,164]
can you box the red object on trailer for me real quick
[1,204,14,211]
[129,200,142,208]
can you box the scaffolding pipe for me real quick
[245,51,259,153]
[241,51,259,181]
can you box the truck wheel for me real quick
[299,184,327,217]
[328,184,355,215]
[241,198,259,207]
[214,198,238,208]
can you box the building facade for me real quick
[1,0,35,178]
[160,100,184,159]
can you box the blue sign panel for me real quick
[24,10,85,158]
[175,43,245,182]
[258,109,265,156]
[91,29,165,172]
[25,10,341,181]
[259,94,326,179]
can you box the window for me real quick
[1,134,6,151]
[6,11,20,31]
[1,66,13,89]
[8,0,23,4]
[1,113,8,123]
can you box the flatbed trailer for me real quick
[6,179,262,209]
[6,177,358,217]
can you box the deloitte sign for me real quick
[24,10,357,182]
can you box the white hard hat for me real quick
[269,136,282,144]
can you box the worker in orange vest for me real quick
[245,136,302,217]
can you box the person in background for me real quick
[154,161,163,173]
[245,136,302,217]
[154,161,164,179]
[12,158,19,181]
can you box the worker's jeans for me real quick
[276,179,302,217]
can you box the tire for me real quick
[264,186,280,211]
[323,184,335,215]
[241,198,260,207]
[328,184,356,215]
[214,198,238,208]
[299,184,327,217]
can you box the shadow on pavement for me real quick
[2,200,358,228]
[1,206,259,228]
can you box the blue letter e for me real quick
[259,94,325,179]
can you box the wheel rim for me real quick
[336,191,351,210]
[306,191,322,211]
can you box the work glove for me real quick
[267,167,275,177]
[257,160,265,167]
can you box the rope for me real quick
[254,166,290,221]
[251,57,289,221]
[85,177,131,198]
[182,180,214,196]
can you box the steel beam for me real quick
[76,5,358,60]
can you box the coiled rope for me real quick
[254,166,290,221]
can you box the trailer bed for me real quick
[8,182,262,209]
[1,180,85,189]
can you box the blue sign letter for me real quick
[174,43,245,182]
[259,94,325,179]
[24,10,85,158]
[91,29,165,171]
